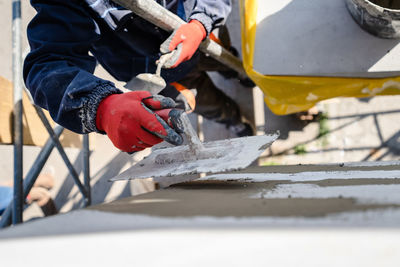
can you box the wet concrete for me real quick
[1,163,400,246]
[90,162,400,218]
[90,179,400,218]
[235,162,400,173]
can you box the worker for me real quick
[23,0,253,153]
[0,174,57,217]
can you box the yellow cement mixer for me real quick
[240,0,400,115]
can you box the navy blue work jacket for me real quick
[23,0,231,133]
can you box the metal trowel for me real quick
[114,54,279,186]
[124,53,172,94]
[111,121,279,186]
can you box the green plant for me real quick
[294,144,307,155]
[318,112,330,138]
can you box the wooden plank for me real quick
[0,76,93,148]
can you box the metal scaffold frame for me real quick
[0,0,91,228]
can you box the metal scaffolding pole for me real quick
[3,1,92,228]
[34,106,88,198]
[1,104,93,228]
[12,0,23,225]
[83,134,91,207]
[0,126,64,228]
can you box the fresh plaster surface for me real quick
[235,161,400,173]
[200,170,400,182]
[251,183,400,205]
[253,0,400,76]
[339,160,400,167]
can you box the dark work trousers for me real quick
[160,27,242,127]
[179,54,241,126]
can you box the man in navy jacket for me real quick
[24,0,252,153]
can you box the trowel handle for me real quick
[113,0,250,81]
[155,109,184,134]
[155,109,203,151]
[180,112,204,151]
[155,52,174,76]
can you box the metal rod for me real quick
[83,134,91,207]
[113,0,249,80]
[180,112,204,152]
[34,106,88,198]
[12,0,23,225]
[22,125,64,199]
[196,115,204,142]
[253,86,266,136]
[0,126,64,228]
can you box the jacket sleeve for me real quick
[23,0,121,134]
[187,0,232,34]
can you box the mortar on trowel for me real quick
[124,53,171,95]
[114,54,279,185]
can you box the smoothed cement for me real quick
[90,178,400,218]
[1,163,399,240]
[92,163,400,218]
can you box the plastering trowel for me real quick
[111,122,278,186]
[124,53,172,94]
[112,54,279,185]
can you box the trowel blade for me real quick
[124,73,166,95]
[110,133,279,183]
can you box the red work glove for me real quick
[96,91,183,153]
[160,20,207,68]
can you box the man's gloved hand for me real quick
[96,91,183,153]
[160,20,206,68]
